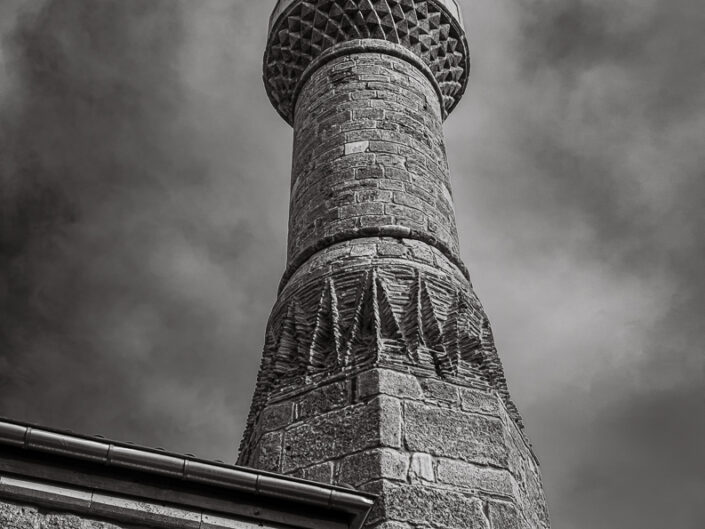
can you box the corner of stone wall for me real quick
[247,367,549,529]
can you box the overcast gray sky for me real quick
[1,1,703,528]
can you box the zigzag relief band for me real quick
[264,0,470,123]
[269,268,486,380]
[256,240,524,427]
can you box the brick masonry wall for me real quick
[248,368,550,529]
[288,51,460,272]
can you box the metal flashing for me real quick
[0,418,374,529]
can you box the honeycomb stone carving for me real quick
[265,0,470,123]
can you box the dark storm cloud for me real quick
[0,0,287,459]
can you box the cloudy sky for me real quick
[1,1,703,527]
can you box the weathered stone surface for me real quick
[460,387,501,416]
[409,453,435,482]
[357,369,423,401]
[258,401,292,433]
[41,513,125,529]
[0,501,39,529]
[250,431,282,473]
[382,484,489,529]
[0,501,125,529]
[297,381,348,419]
[302,461,334,484]
[436,459,515,497]
[487,501,531,529]
[337,449,409,487]
[404,402,509,467]
[420,378,460,405]
[282,397,401,472]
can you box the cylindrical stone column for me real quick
[285,42,463,284]
[240,2,551,528]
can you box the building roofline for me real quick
[0,417,375,528]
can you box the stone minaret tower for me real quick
[239,1,551,528]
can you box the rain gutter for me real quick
[0,418,374,529]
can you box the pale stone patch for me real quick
[344,140,369,155]
[409,453,435,482]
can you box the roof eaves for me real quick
[0,418,375,527]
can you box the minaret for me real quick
[239,1,551,528]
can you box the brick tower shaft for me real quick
[239,2,551,528]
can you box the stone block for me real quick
[0,501,39,529]
[337,449,409,487]
[436,458,515,497]
[392,191,426,210]
[0,501,129,529]
[369,141,399,154]
[376,241,407,257]
[356,190,392,203]
[355,166,384,179]
[345,140,369,155]
[358,215,394,228]
[377,180,405,191]
[357,369,423,401]
[349,241,377,257]
[303,461,334,484]
[385,204,426,225]
[258,401,292,432]
[382,484,489,529]
[409,453,435,482]
[420,378,460,405]
[283,396,401,472]
[251,431,282,472]
[297,381,348,419]
[354,108,385,120]
[460,388,501,416]
[403,402,509,467]
[487,501,531,529]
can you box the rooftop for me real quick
[0,417,375,529]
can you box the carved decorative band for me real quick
[247,260,525,444]
[279,227,471,294]
[265,0,470,124]
[270,267,487,383]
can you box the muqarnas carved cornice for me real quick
[264,0,470,124]
[258,262,522,424]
